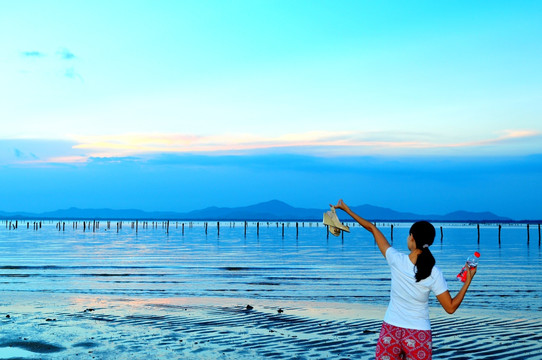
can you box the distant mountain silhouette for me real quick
[0,200,512,221]
[183,200,321,220]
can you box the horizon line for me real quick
[1,200,537,222]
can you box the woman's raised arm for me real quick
[333,199,391,257]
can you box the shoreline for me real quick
[1,293,541,359]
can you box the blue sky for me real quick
[1,1,541,219]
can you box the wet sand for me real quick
[1,293,541,359]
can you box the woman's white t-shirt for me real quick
[383,247,448,331]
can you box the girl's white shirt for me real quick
[383,247,448,331]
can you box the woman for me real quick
[333,199,477,360]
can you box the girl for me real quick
[333,199,477,360]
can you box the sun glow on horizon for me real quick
[7,129,526,164]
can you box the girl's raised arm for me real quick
[333,199,391,257]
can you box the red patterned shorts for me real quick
[375,321,432,360]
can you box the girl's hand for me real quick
[332,199,348,211]
[466,264,477,282]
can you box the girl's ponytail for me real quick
[410,221,436,282]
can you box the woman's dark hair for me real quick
[410,221,436,282]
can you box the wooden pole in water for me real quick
[257,222,259,237]
[296,222,299,238]
[538,224,541,246]
[440,226,443,242]
[498,225,502,245]
[527,224,530,244]
[282,223,284,237]
[244,221,247,237]
[217,221,219,236]
[182,223,185,235]
[391,224,394,242]
[477,224,480,243]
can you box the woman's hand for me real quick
[437,263,477,314]
[332,199,348,211]
[465,264,477,282]
[331,199,390,257]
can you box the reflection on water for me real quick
[0,221,540,314]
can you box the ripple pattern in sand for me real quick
[52,302,542,360]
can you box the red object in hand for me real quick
[457,252,480,282]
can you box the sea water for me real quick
[0,221,540,317]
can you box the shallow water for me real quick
[1,220,541,317]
